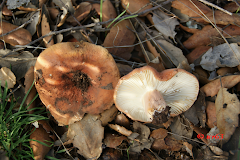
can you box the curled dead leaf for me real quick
[108,124,133,137]
[0,21,32,46]
[104,133,127,149]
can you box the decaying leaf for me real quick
[66,2,92,26]
[115,113,130,128]
[26,11,41,36]
[121,0,152,16]
[217,67,238,76]
[200,75,240,97]
[206,101,217,128]
[186,46,211,64]
[128,122,154,153]
[0,67,16,89]
[170,117,193,140]
[0,21,32,46]
[104,133,127,149]
[200,43,240,71]
[103,19,136,60]
[6,0,30,9]
[30,125,52,160]
[67,114,104,159]
[0,49,36,80]
[116,63,133,77]
[99,105,118,126]
[183,142,193,157]
[215,88,240,143]
[150,10,179,40]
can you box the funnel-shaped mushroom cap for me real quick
[114,66,199,122]
[34,41,120,126]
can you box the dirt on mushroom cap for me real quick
[34,41,120,126]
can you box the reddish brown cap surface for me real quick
[34,41,120,125]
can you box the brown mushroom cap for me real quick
[114,66,199,122]
[34,41,120,126]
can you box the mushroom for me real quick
[114,66,199,122]
[34,41,120,126]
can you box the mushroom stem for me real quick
[143,90,167,117]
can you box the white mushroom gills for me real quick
[114,69,199,122]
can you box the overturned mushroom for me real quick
[114,66,199,122]
[34,41,120,126]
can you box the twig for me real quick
[198,0,232,15]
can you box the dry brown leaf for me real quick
[67,114,104,159]
[116,63,133,77]
[24,66,36,113]
[164,135,183,151]
[0,67,16,89]
[103,19,136,60]
[108,124,133,136]
[172,0,211,18]
[128,122,154,153]
[92,0,117,27]
[199,10,240,26]
[170,117,193,140]
[217,67,238,76]
[104,133,127,149]
[101,148,122,160]
[115,113,130,128]
[0,21,31,46]
[30,125,52,160]
[150,128,168,151]
[186,46,211,64]
[183,142,193,157]
[2,5,12,16]
[66,2,92,26]
[41,6,54,48]
[183,25,240,49]
[215,88,240,143]
[200,75,240,97]
[206,101,217,128]
[223,2,239,13]
[39,0,48,8]
[18,2,38,11]
[192,67,210,85]
[48,7,59,20]
[99,105,118,126]
[121,0,152,16]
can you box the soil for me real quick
[71,71,91,93]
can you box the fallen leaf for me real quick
[0,21,32,46]
[18,2,38,11]
[217,67,238,76]
[2,5,13,16]
[215,88,240,143]
[41,5,54,48]
[92,0,117,27]
[116,63,133,76]
[206,101,217,128]
[26,11,41,36]
[207,126,221,144]
[104,133,127,149]
[103,19,136,60]
[223,1,239,13]
[156,39,190,70]
[0,67,16,89]
[115,113,130,129]
[192,66,210,85]
[183,142,193,157]
[101,148,123,160]
[150,128,168,150]
[149,10,179,40]
[121,0,152,16]
[164,135,183,151]
[200,75,240,97]
[209,146,224,156]
[183,25,240,49]
[128,122,154,153]
[24,66,36,113]
[108,124,133,137]
[170,117,193,140]
[66,2,92,26]
[200,43,240,71]
[30,125,52,160]
[99,105,118,126]
[6,0,30,9]
[48,7,59,20]
[171,0,211,18]
[67,114,104,159]
[186,46,211,64]
[0,49,36,80]
[179,23,199,34]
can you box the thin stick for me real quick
[198,0,232,15]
